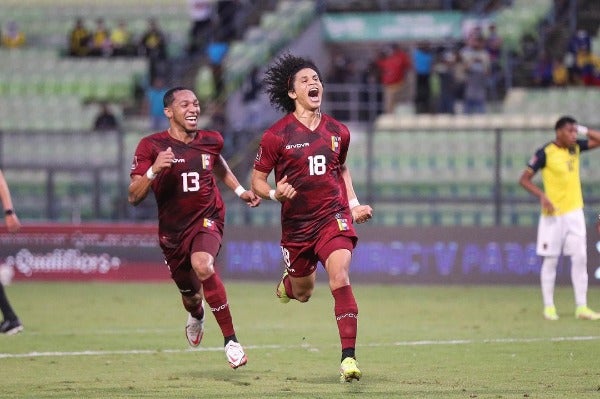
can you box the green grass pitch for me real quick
[1,281,599,398]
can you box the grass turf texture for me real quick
[1,282,599,398]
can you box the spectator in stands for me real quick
[206,34,230,98]
[359,56,383,120]
[67,17,91,57]
[89,18,111,57]
[519,116,600,321]
[0,169,23,335]
[93,102,120,131]
[485,23,503,66]
[110,19,134,57]
[412,42,434,114]
[375,44,411,114]
[187,0,214,56]
[216,0,238,41]
[326,51,352,120]
[240,65,264,130]
[485,22,503,102]
[532,51,554,87]
[139,18,168,80]
[575,46,600,86]
[1,20,26,49]
[566,29,592,84]
[568,29,591,58]
[144,77,169,131]
[460,34,490,114]
[452,51,467,113]
[433,49,457,114]
[552,57,569,87]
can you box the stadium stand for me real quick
[219,0,316,95]
[0,0,188,54]
[1,0,599,227]
[493,0,553,53]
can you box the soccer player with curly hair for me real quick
[252,53,373,382]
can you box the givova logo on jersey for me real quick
[331,136,341,153]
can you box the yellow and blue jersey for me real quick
[526,139,589,215]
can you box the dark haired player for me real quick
[519,116,600,321]
[251,54,373,382]
[129,87,260,368]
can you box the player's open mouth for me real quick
[185,116,197,123]
[308,88,319,100]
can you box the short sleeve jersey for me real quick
[254,113,353,243]
[130,130,225,240]
[526,139,589,215]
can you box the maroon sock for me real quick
[202,273,235,337]
[332,285,358,351]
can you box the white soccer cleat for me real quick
[225,340,248,369]
[0,319,23,335]
[185,305,205,347]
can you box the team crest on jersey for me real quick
[331,136,341,153]
[201,154,211,169]
[336,216,350,231]
[203,218,215,230]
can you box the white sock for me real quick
[540,256,558,308]
[570,252,588,307]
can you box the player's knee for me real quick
[571,250,587,267]
[294,288,313,303]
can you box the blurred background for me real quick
[0,0,599,229]
[0,0,600,282]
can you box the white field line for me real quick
[1,335,598,359]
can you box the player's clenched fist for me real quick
[153,146,175,173]
[352,204,373,224]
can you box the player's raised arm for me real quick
[577,124,600,149]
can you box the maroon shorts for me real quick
[281,220,357,278]
[162,231,222,296]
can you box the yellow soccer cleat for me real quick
[543,306,559,321]
[339,357,361,383]
[575,306,600,320]
[275,270,290,303]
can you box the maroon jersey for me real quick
[130,130,225,244]
[254,113,356,243]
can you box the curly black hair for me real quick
[263,53,322,113]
